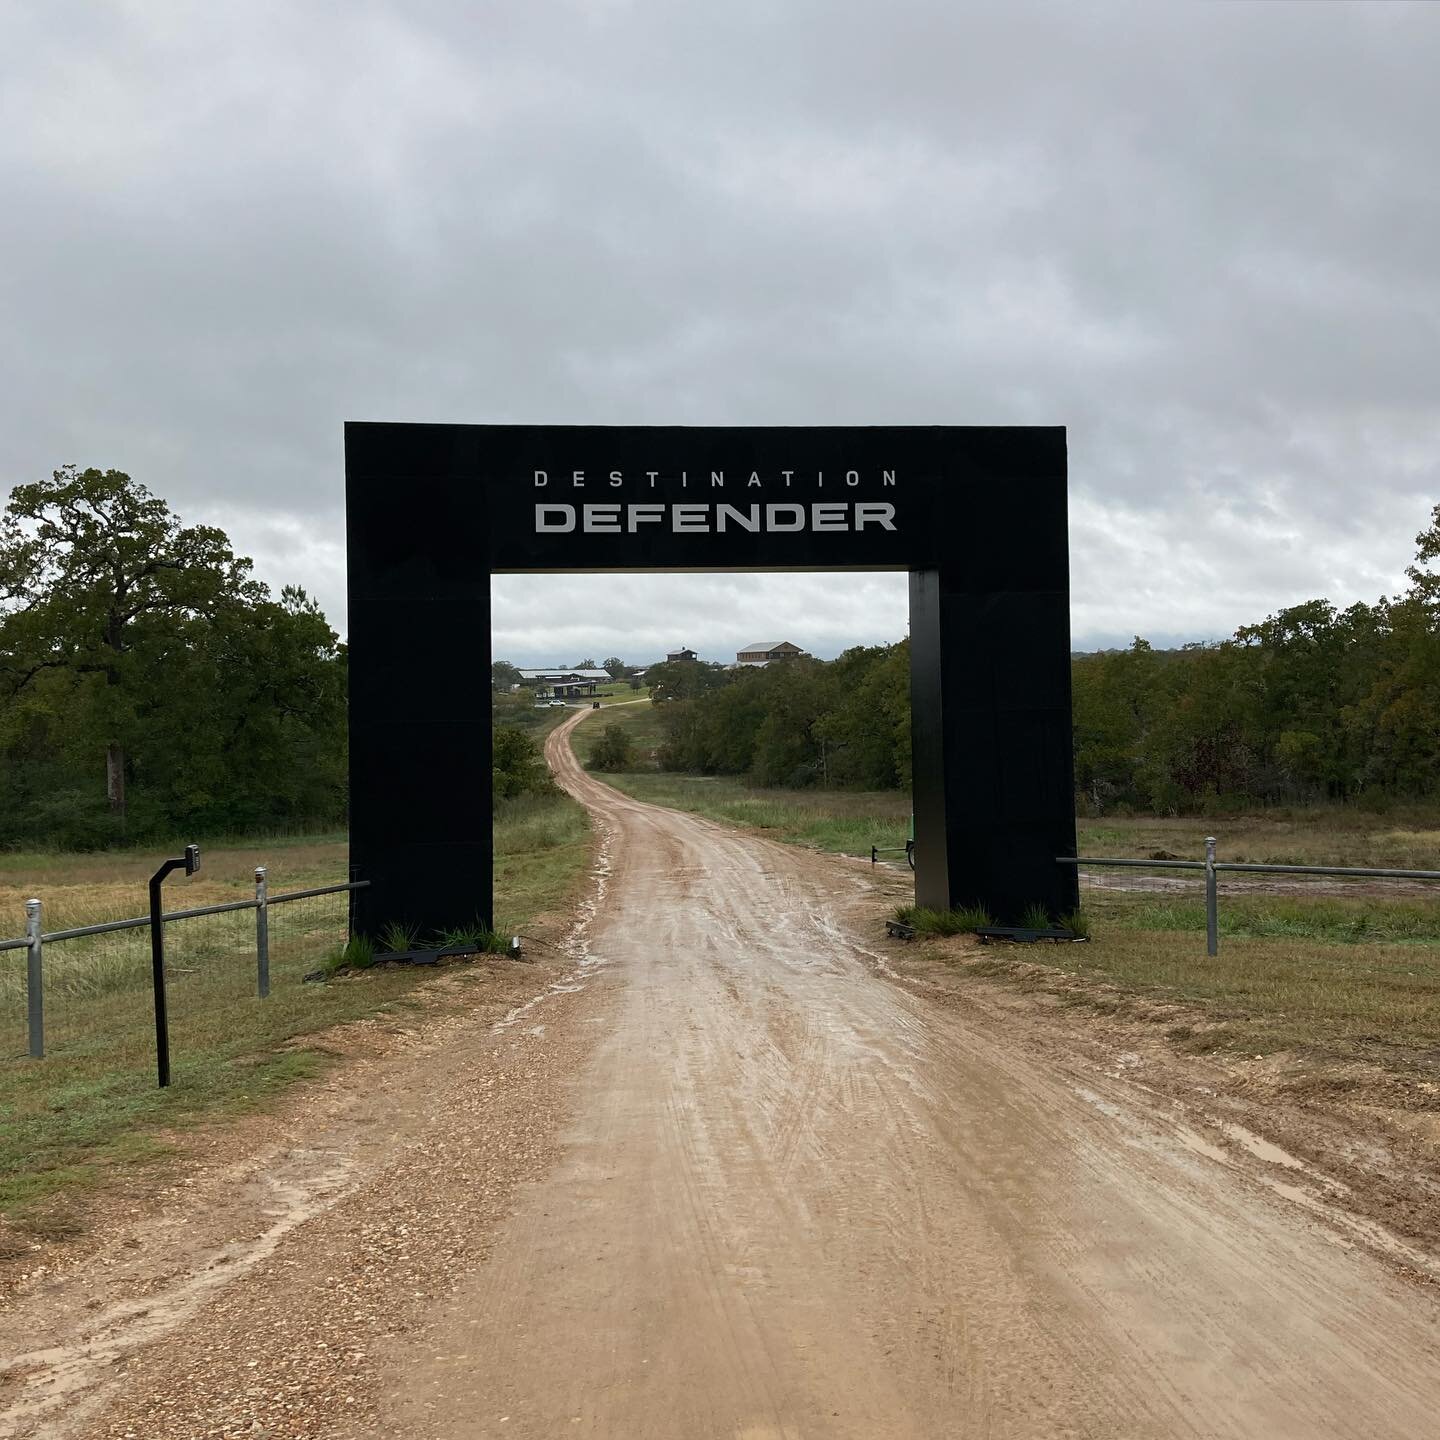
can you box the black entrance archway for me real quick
[345,424,1078,937]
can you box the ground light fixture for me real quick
[149,844,200,1088]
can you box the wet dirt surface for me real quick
[3,707,1439,1438]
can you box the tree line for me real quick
[0,467,572,848]
[642,643,912,790]
[635,506,1440,815]
[5,467,1438,850]
[1073,505,1440,812]
[1,468,348,847]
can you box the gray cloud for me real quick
[493,572,909,667]
[2,1,1436,656]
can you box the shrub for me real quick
[589,724,636,773]
[493,726,557,802]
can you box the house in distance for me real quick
[736,640,809,667]
[666,646,698,663]
[516,666,611,699]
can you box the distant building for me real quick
[515,666,610,699]
[736,640,808,667]
[666,647,698,663]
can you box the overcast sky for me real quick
[3,2,1437,663]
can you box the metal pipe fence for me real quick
[1057,837,1440,956]
[0,875,366,1063]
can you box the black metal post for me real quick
[254,866,270,998]
[148,845,201,1089]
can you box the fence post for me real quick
[255,867,269,998]
[1205,836,1218,957]
[25,898,43,1059]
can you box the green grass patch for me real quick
[592,681,647,705]
[570,699,668,767]
[1012,921,1440,1060]
[493,792,591,928]
[896,904,992,936]
[432,925,515,954]
[317,934,377,976]
[377,921,420,953]
[1098,891,1440,944]
[922,883,1440,1063]
[1019,902,1052,932]
[895,903,1090,936]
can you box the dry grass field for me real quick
[0,832,350,934]
[1077,811,1440,870]
[1005,903,1440,1062]
[1066,815,1440,1063]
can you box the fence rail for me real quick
[2,871,367,1066]
[0,879,365,949]
[1058,836,1440,957]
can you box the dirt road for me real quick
[385,711,1440,1438]
[6,707,1440,1438]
